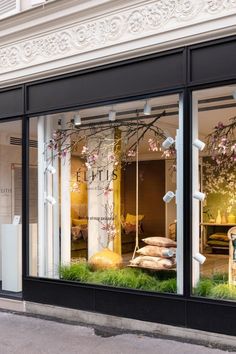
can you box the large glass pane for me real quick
[0,120,22,295]
[29,94,183,294]
[192,85,236,301]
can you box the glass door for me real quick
[0,119,22,295]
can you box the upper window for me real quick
[0,0,20,20]
[28,93,184,294]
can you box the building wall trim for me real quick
[0,0,236,86]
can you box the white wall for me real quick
[0,144,21,224]
[0,138,37,224]
[21,0,31,10]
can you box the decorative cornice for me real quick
[0,0,236,79]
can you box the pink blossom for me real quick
[108,154,115,161]
[215,122,224,130]
[231,144,236,154]
[148,138,158,152]
[127,149,136,157]
[85,162,91,169]
[81,146,88,154]
[104,187,113,197]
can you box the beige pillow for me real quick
[137,245,174,258]
[130,256,161,266]
[139,258,175,270]
[159,258,176,268]
[142,237,176,248]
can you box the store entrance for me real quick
[0,119,23,298]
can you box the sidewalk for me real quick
[0,312,234,354]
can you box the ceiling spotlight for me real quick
[193,191,205,201]
[163,191,175,203]
[45,195,56,205]
[233,91,236,100]
[162,137,175,150]
[144,100,151,115]
[193,139,205,151]
[74,113,82,126]
[109,109,116,121]
[47,164,56,175]
[193,252,206,265]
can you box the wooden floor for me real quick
[201,253,228,277]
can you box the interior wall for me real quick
[123,160,165,236]
[0,142,37,224]
[0,144,21,223]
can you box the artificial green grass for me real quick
[194,273,236,300]
[193,278,214,297]
[60,263,236,299]
[210,284,236,300]
[60,262,236,300]
[60,262,91,282]
[60,262,177,293]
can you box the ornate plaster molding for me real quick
[0,0,236,74]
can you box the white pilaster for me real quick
[37,115,45,277]
[192,95,200,287]
[60,117,71,266]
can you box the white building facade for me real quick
[0,0,236,338]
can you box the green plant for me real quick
[210,284,236,300]
[135,271,160,291]
[193,273,236,300]
[158,278,177,293]
[59,262,177,293]
[211,272,228,283]
[60,262,91,282]
[194,278,214,297]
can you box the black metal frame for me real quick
[1,35,236,336]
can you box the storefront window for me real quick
[29,94,184,294]
[192,85,236,300]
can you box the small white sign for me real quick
[13,215,21,225]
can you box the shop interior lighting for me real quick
[193,191,205,201]
[193,252,206,265]
[143,100,152,115]
[162,137,175,150]
[73,113,82,126]
[193,139,206,151]
[45,195,56,205]
[46,164,56,175]
[163,191,175,203]
[109,108,116,121]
